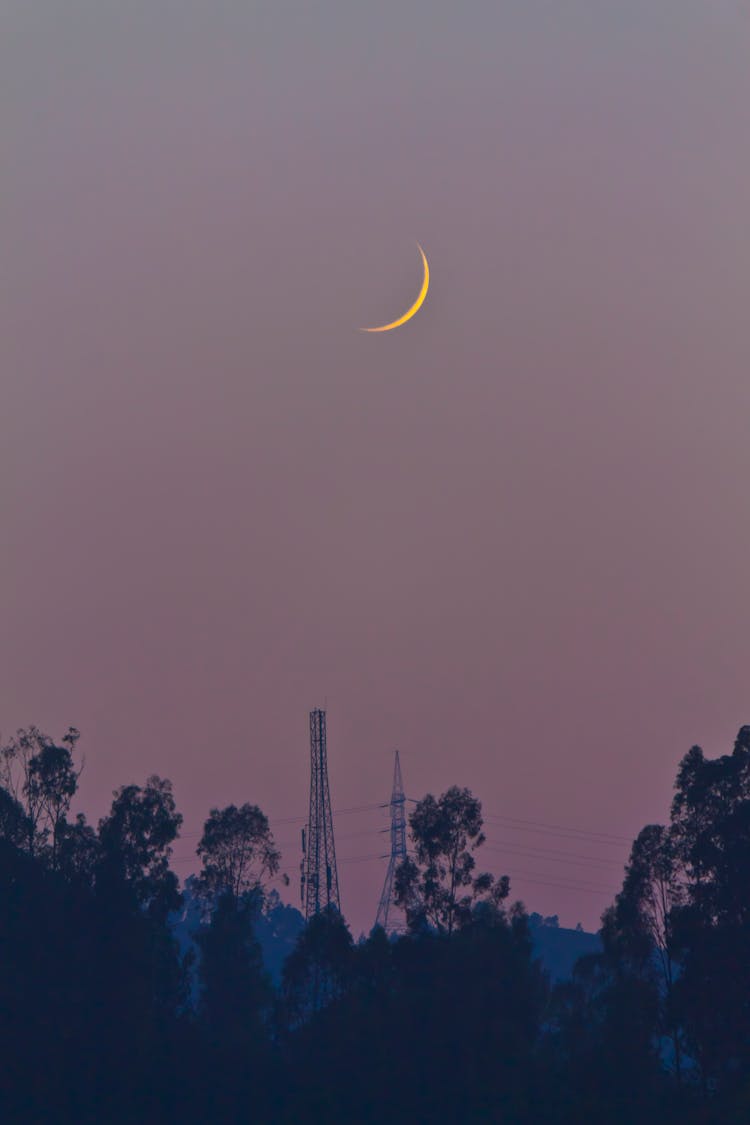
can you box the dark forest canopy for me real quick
[3,724,750,1123]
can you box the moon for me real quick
[360,243,429,333]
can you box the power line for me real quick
[493,864,613,894]
[503,873,613,897]
[169,853,615,909]
[482,838,626,870]
[171,838,625,882]
[481,812,630,846]
[169,794,631,913]
[481,818,630,849]
[276,826,383,849]
[178,801,631,851]
[339,853,388,865]
[177,800,388,840]
[170,851,388,867]
[403,797,631,847]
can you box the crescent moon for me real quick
[360,243,429,333]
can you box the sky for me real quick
[2,1,750,934]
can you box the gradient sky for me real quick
[3,1,750,933]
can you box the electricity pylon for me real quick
[301,709,341,920]
[374,751,407,934]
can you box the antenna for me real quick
[301,709,341,919]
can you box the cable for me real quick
[338,853,389,865]
[275,826,385,849]
[171,848,390,867]
[169,799,631,911]
[481,813,630,845]
[178,800,389,840]
[405,796,631,847]
[271,800,388,826]
[504,873,613,897]
[180,802,630,851]
[482,839,626,870]
[502,866,613,893]
[481,818,629,849]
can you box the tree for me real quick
[57,812,100,884]
[603,823,685,1078]
[0,726,82,858]
[0,787,31,848]
[193,887,274,1122]
[545,944,666,1125]
[394,786,509,935]
[98,775,182,920]
[93,777,190,1120]
[281,907,354,1028]
[197,890,271,1037]
[671,728,750,929]
[279,901,547,1125]
[0,831,103,1123]
[666,726,750,1090]
[196,803,280,906]
[579,725,750,1106]
[27,736,81,867]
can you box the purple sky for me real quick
[3,1,750,933]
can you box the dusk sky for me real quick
[3,1,750,933]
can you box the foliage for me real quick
[280,906,354,1029]
[0,725,82,858]
[196,802,280,905]
[0,785,30,848]
[394,785,509,934]
[98,774,183,920]
[197,890,271,1037]
[667,726,750,1088]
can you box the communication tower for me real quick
[300,709,341,919]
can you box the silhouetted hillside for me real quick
[527,912,601,981]
[171,883,305,988]
[174,893,599,987]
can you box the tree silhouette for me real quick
[27,735,81,867]
[0,785,30,848]
[395,785,509,934]
[98,774,182,921]
[667,725,750,1091]
[604,822,686,1079]
[196,802,280,905]
[281,907,354,1027]
[4,718,750,1124]
[0,725,82,858]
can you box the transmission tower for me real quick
[374,750,408,934]
[300,709,341,920]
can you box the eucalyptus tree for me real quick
[196,802,280,905]
[98,774,183,920]
[0,725,82,862]
[394,785,509,935]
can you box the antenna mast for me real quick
[301,709,341,919]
